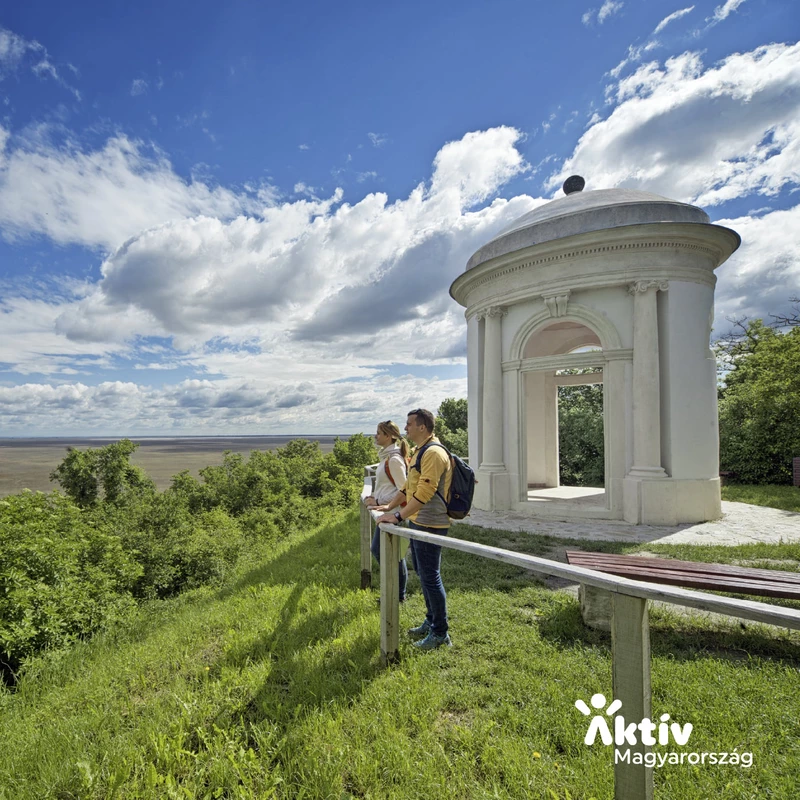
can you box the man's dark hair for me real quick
[408,408,435,433]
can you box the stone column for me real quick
[480,306,506,470]
[627,281,668,478]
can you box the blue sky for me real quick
[0,0,798,435]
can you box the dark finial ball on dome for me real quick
[563,175,586,195]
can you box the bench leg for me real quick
[579,584,612,631]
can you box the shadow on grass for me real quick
[532,595,800,668]
[209,513,385,726]
[433,524,631,596]
[210,509,800,730]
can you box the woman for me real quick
[363,420,410,602]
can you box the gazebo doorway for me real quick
[521,320,614,518]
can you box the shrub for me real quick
[0,492,140,675]
[102,494,245,600]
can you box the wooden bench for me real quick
[565,550,800,629]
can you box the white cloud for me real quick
[293,181,317,195]
[58,124,532,342]
[0,131,253,250]
[712,204,800,334]
[583,1,623,26]
[709,0,748,24]
[298,143,310,150]
[131,78,148,96]
[549,42,800,207]
[356,171,377,182]
[367,132,387,147]
[653,6,695,34]
[0,28,29,74]
[0,26,80,99]
[0,372,471,436]
[598,0,624,23]
[609,40,660,79]
[0,128,538,420]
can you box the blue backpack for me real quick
[412,442,476,520]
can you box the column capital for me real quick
[478,305,508,320]
[628,280,669,295]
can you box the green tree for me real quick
[558,382,605,487]
[437,398,468,432]
[50,439,155,508]
[718,321,800,484]
[435,398,468,457]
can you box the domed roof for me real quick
[466,184,711,271]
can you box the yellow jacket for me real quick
[401,436,452,529]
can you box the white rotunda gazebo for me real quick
[450,177,741,525]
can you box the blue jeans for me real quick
[371,525,408,602]
[408,521,448,636]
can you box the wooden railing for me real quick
[358,475,800,800]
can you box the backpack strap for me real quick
[384,458,396,487]
[412,441,451,504]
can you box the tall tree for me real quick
[435,398,468,457]
[50,439,155,507]
[718,321,800,484]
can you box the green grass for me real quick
[721,483,800,512]
[1,512,799,799]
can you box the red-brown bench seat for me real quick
[565,551,800,600]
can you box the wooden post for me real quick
[611,592,653,800]
[379,524,400,666]
[360,501,372,590]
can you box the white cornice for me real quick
[454,222,738,312]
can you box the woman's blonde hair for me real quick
[378,420,411,462]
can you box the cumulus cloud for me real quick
[131,78,148,96]
[367,132,387,147]
[713,204,800,333]
[549,42,800,206]
[4,30,798,436]
[0,126,536,435]
[44,127,534,346]
[0,373,470,435]
[0,132,253,249]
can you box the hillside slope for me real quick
[1,511,798,799]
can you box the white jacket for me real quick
[374,443,408,505]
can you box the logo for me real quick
[574,694,753,769]
[575,693,692,746]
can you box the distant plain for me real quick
[0,436,345,497]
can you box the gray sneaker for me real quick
[413,631,452,650]
[407,620,431,638]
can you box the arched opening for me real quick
[522,321,608,512]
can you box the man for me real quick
[375,408,452,650]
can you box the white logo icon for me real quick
[575,694,693,747]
